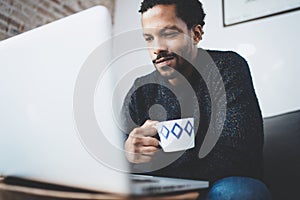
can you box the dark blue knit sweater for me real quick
[121,49,264,183]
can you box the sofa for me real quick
[263,110,300,199]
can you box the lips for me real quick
[155,56,175,64]
[152,52,177,64]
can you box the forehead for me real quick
[141,4,187,30]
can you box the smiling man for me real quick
[121,0,272,199]
[142,3,200,86]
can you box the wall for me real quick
[113,0,140,34]
[200,0,300,117]
[114,0,300,117]
[0,0,115,40]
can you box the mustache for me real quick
[152,52,177,64]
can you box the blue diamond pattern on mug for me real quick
[160,125,170,139]
[171,123,183,139]
[184,120,193,136]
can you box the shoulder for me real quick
[206,49,248,68]
[202,49,251,82]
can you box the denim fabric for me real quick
[199,176,272,200]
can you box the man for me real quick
[121,0,272,199]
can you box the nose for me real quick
[153,38,168,56]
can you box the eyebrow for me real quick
[143,25,183,37]
[161,25,183,33]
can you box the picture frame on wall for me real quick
[222,0,300,26]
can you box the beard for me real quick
[153,52,192,80]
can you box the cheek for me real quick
[182,37,194,58]
[169,40,192,60]
[166,39,183,52]
[170,35,192,51]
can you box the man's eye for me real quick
[144,37,153,42]
[162,32,179,38]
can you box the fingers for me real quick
[130,135,159,147]
[125,120,160,163]
[131,127,156,137]
[139,146,160,156]
[126,145,159,156]
[143,136,160,147]
[125,146,159,164]
[126,135,159,156]
[132,120,158,137]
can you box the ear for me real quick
[191,25,203,45]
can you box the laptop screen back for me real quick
[0,6,131,194]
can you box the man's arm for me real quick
[196,51,264,182]
[121,78,160,164]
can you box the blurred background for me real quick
[0,0,115,40]
[1,0,300,117]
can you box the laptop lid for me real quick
[0,6,132,194]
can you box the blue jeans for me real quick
[199,176,272,200]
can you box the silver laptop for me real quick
[0,6,208,195]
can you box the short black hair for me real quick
[139,0,206,29]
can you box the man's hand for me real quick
[125,120,160,163]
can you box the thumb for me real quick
[141,119,159,129]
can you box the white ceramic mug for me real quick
[154,118,195,152]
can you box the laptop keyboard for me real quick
[142,184,187,192]
[131,178,158,183]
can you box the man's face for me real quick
[141,4,196,80]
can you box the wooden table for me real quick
[0,177,199,200]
